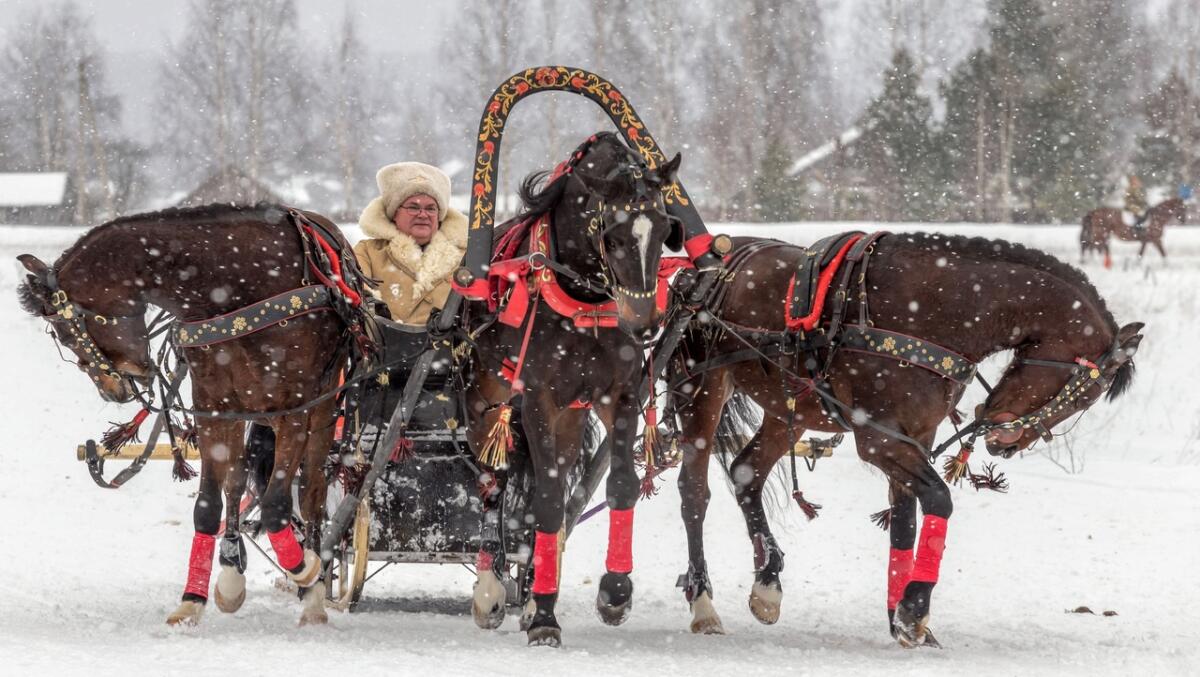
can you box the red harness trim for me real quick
[784,235,862,332]
[184,532,216,599]
[303,225,361,306]
[684,234,714,261]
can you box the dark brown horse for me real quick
[18,204,362,626]
[462,132,682,646]
[1081,197,1188,266]
[670,232,1142,646]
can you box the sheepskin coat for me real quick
[353,197,467,326]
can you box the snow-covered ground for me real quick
[2,222,1197,676]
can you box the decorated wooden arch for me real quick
[458,66,714,284]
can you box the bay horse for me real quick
[17,204,365,626]
[1081,197,1188,266]
[462,132,682,647]
[670,232,1142,646]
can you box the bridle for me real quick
[563,138,678,304]
[37,274,150,390]
[959,337,1122,451]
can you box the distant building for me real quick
[0,172,72,225]
[177,166,284,207]
[788,123,876,220]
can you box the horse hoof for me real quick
[166,600,205,626]
[214,567,246,614]
[518,599,536,632]
[595,572,634,626]
[893,604,938,648]
[527,625,562,647]
[298,581,328,627]
[748,581,782,625]
[472,570,507,630]
[689,591,726,635]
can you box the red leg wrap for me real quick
[184,532,216,599]
[267,524,305,572]
[910,515,948,584]
[605,508,634,574]
[531,530,559,595]
[887,548,915,610]
[476,549,495,573]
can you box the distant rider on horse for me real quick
[1125,174,1149,232]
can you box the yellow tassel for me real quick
[479,404,513,468]
[642,406,659,470]
[942,446,972,485]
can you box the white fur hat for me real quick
[376,162,451,222]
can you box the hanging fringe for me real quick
[639,467,662,499]
[792,490,822,520]
[870,507,892,531]
[389,436,414,463]
[969,462,1009,493]
[179,419,199,451]
[99,408,150,453]
[942,445,972,485]
[478,404,513,468]
[172,453,197,482]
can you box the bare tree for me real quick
[156,0,307,191]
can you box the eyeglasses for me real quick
[400,204,439,217]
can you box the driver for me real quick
[246,163,467,462]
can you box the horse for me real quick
[17,203,366,626]
[1081,197,1188,266]
[668,232,1143,646]
[461,132,682,647]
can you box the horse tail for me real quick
[245,423,276,496]
[712,390,790,517]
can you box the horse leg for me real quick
[674,377,730,634]
[595,391,640,627]
[296,399,336,626]
[1154,238,1167,261]
[523,393,577,647]
[261,413,323,623]
[731,415,792,625]
[883,481,918,637]
[857,430,950,648]
[167,420,240,626]
[214,424,250,614]
[467,376,516,630]
[473,464,510,629]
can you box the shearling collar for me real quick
[358,197,468,299]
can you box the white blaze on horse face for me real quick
[632,214,653,287]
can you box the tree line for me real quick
[0,0,1196,225]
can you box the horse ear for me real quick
[659,152,682,184]
[1111,322,1145,365]
[18,254,49,281]
[1116,321,1145,344]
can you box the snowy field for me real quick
[2,222,1197,676]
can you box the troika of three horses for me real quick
[17,67,1148,648]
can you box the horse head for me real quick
[978,321,1143,457]
[1165,197,1188,224]
[572,135,682,337]
[17,253,152,403]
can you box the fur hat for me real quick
[376,162,451,222]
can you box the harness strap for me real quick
[175,286,332,347]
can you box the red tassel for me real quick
[100,408,150,453]
[389,436,414,463]
[792,490,822,520]
[943,446,972,485]
[639,467,661,499]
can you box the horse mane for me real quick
[513,170,571,226]
[903,232,1119,334]
[16,277,49,316]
